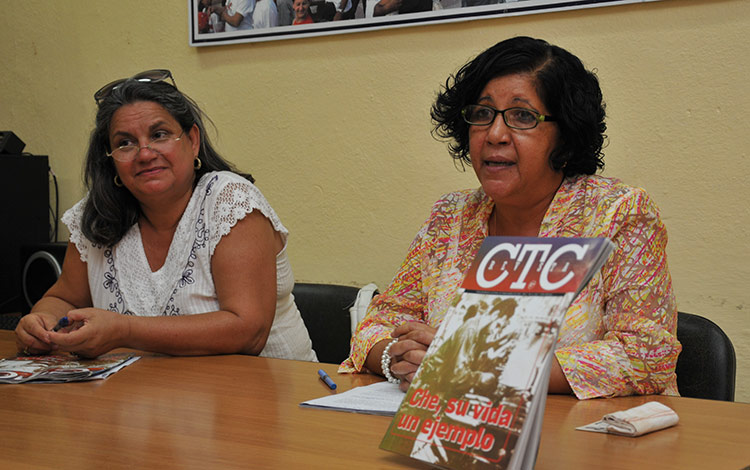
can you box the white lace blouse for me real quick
[62,171,317,361]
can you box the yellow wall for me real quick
[1,0,747,402]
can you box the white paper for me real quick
[300,381,405,416]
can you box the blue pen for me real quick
[317,369,337,390]
[52,316,70,332]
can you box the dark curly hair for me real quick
[431,36,606,177]
[81,77,253,247]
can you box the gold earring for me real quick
[194,157,202,170]
[114,175,123,187]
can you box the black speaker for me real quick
[0,131,26,155]
[20,242,67,312]
[0,155,50,313]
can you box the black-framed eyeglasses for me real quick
[461,104,555,130]
[94,69,177,104]
[106,130,185,162]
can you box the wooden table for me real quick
[0,330,747,469]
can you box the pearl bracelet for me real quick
[381,339,401,384]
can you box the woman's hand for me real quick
[389,322,437,391]
[47,308,130,359]
[15,241,96,357]
[15,312,60,356]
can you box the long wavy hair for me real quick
[81,79,253,247]
[431,36,607,177]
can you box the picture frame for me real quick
[189,0,662,46]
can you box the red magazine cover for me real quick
[380,237,613,470]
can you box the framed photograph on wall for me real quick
[189,0,662,46]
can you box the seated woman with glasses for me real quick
[15,70,317,361]
[340,37,681,399]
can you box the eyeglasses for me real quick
[94,69,176,104]
[106,130,185,162]
[461,104,555,130]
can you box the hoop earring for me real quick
[114,175,123,187]
[194,157,202,170]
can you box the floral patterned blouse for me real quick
[340,175,680,399]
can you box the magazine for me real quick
[380,236,614,470]
[0,353,139,384]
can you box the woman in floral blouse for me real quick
[340,37,680,399]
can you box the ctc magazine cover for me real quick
[380,236,614,470]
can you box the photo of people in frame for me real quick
[190,0,659,45]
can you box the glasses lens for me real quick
[94,79,126,103]
[151,131,181,152]
[132,69,172,83]
[110,146,137,162]
[464,105,496,125]
[505,108,540,129]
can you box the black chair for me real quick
[675,311,736,401]
[292,283,363,364]
[0,313,23,330]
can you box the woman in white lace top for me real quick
[15,69,316,361]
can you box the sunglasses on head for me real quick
[94,69,177,104]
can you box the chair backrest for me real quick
[675,311,736,401]
[0,313,23,331]
[292,283,362,364]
